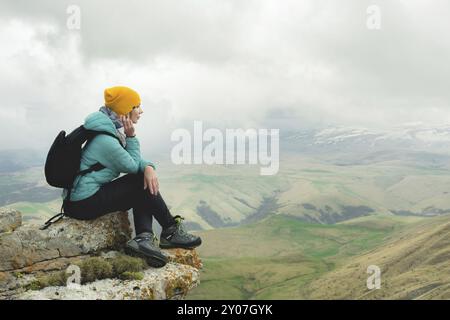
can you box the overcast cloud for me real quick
[0,0,449,155]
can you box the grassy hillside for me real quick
[148,156,450,229]
[2,199,62,224]
[157,163,288,229]
[187,213,426,299]
[2,154,450,229]
[276,156,450,223]
[0,166,60,208]
[1,156,448,299]
[306,213,450,299]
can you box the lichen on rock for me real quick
[0,209,22,233]
[0,208,201,300]
[0,210,131,272]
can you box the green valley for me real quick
[187,213,434,299]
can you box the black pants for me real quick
[63,171,176,235]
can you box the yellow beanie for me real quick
[104,86,141,115]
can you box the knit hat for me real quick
[104,86,141,116]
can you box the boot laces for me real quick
[137,232,158,245]
[173,215,187,236]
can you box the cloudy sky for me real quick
[0,0,449,155]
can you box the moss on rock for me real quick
[119,271,144,281]
[24,271,68,291]
[24,253,149,290]
[110,254,146,275]
[76,257,113,284]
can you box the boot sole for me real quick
[159,237,202,250]
[125,246,168,268]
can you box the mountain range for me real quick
[1,123,449,299]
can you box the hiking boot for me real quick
[125,232,168,268]
[160,215,202,249]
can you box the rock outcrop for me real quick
[0,209,22,233]
[17,262,199,300]
[0,208,202,300]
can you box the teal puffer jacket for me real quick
[62,111,155,202]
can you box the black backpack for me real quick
[42,125,123,229]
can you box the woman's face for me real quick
[128,105,143,124]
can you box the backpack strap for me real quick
[40,204,65,230]
[78,162,106,175]
[85,129,126,150]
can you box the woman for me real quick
[62,86,201,268]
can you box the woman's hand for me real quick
[120,115,135,137]
[143,166,159,196]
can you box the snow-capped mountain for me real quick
[281,123,450,166]
[282,123,450,150]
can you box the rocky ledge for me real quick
[0,208,202,300]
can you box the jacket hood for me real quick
[83,111,118,136]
